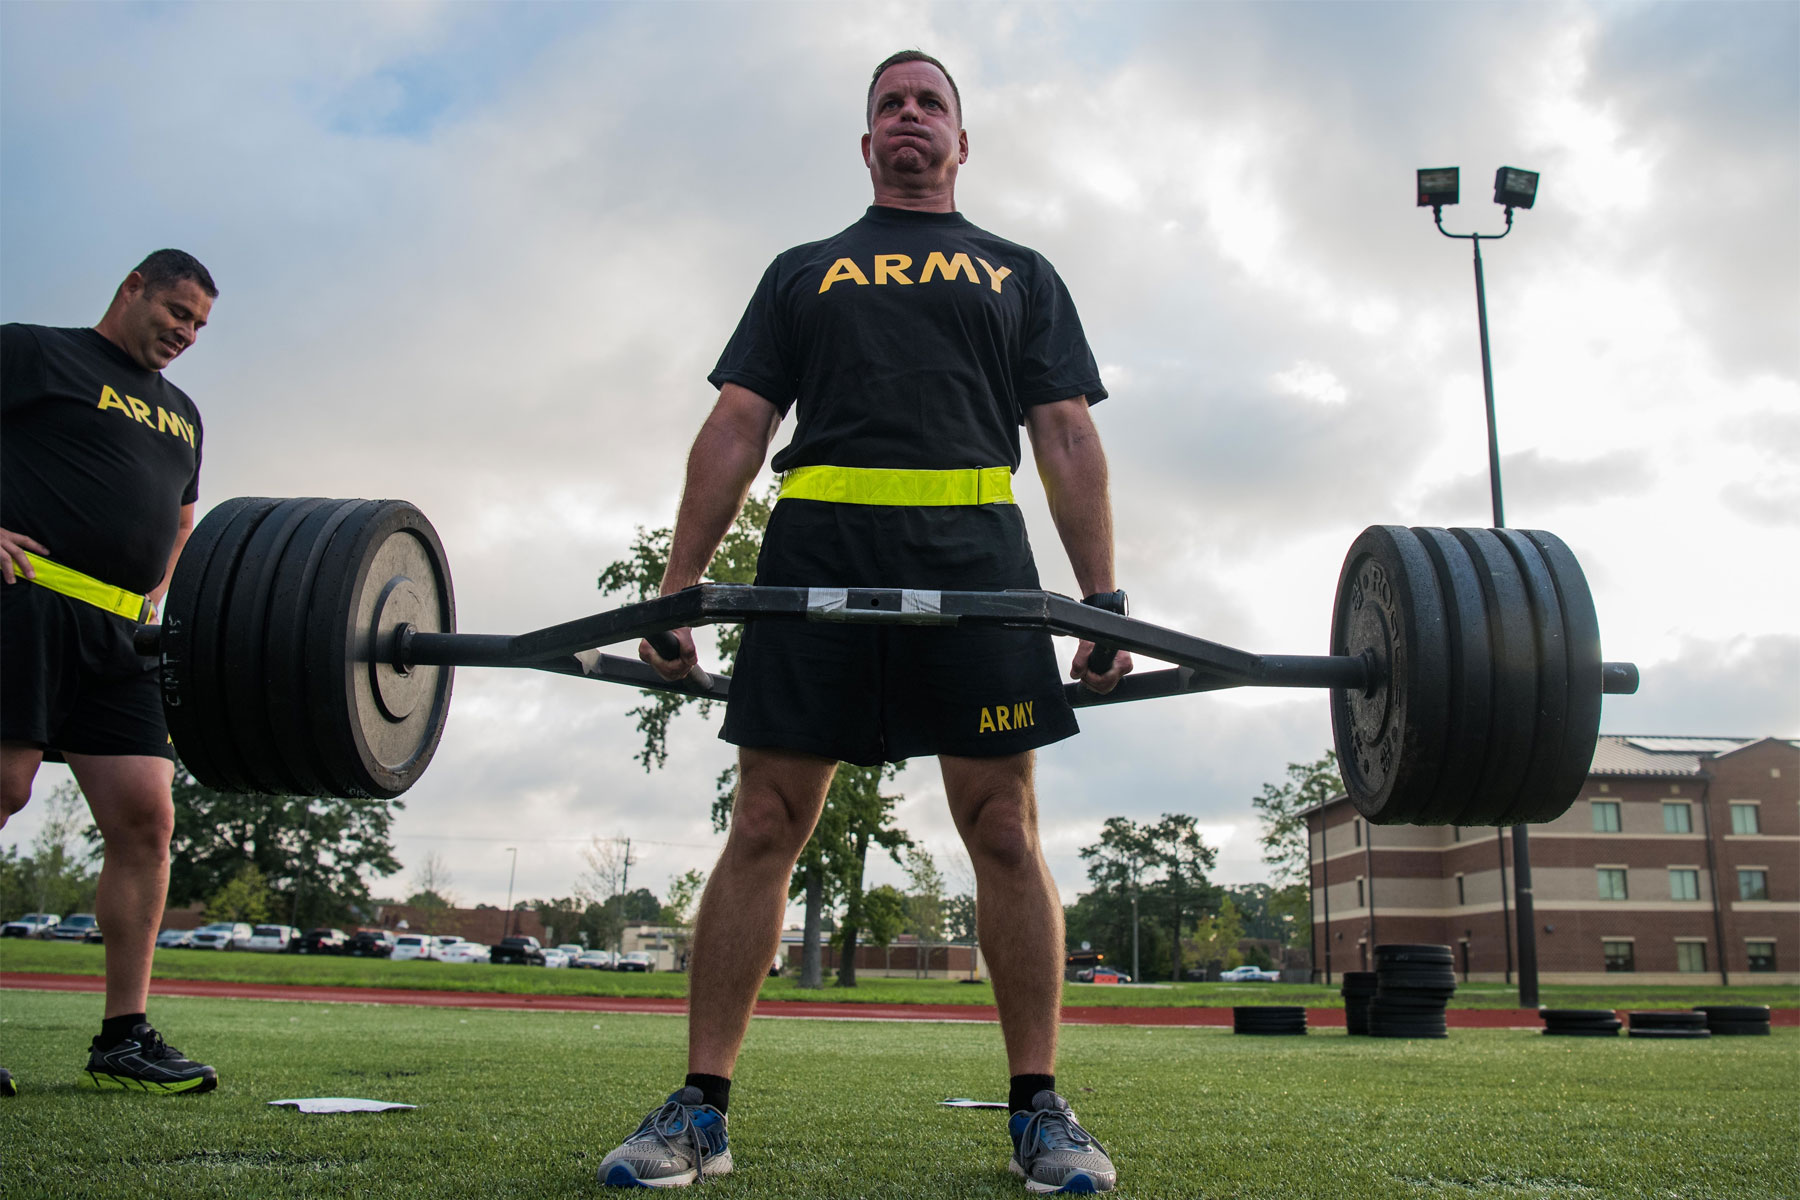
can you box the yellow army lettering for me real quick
[819,252,1012,295]
[97,384,196,447]
[977,701,1035,734]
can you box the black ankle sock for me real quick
[685,1072,731,1114]
[99,1013,147,1048]
[1010,1074,1055,1114]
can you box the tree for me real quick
[165,766,402,928]
[860,884,908,972]
[902,846,945,977]
[1073,813,1219,982]
[204,863,272,923]
[404,851,457,933]
[1184,896,1245,977]
[660,868,707,929]
[1251,751,1342,886]
[1269,882,1311,950]
[595,485,776,771]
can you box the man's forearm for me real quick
[1030,404,1116,597]
[661,397,777,595]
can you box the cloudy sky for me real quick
[4,2,1795,915]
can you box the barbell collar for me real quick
[1601,662,1639,695]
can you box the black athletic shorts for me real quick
[721,499,1079,765]
[0,581,174,760]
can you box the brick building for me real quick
[1308,736,1797,986]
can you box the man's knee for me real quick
[726,783,820,862]
[89,783,176,863]
[960,797,1038,872]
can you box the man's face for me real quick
[862,61,967,186]
[114,274,213,371]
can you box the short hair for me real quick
[131,249,217,299]
[866,50,962,129]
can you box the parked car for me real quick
[189,922,252,950]
[347,929,397,958]
[246,924,298,953]
[1,913,61,939]
[428,935,465,961]
[617,951,655,973]
[1075,966,1130,984]
[438,940,490,965]
[1219,964,1281,983]
[50,913,103,943]
[155,928,193,949]
[488,936,545,966]
[554,943,584,963]
[575,949,613,970]
[295,928,349,955]
[542,948,570,969]
[391,934,435,962]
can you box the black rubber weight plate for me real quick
[1492,531,1571,827]
[177,499,283,792]
[1543,1028,1619,1037]
[263,500,376,796]
[1330,526,1451,825]
[1706,1022,1772,1036]
[1376,944,1454,962]
[1628,1029,1711,1039]
[1521,530,1603,823]
[1412,528,1494,827]
[1693,1006,1771,1021]
[160,496,273,786]
[1629,1012,1707,1028]
[1450,529,1539,826]
[1541,1009,1619,1021]
[221,499,336,794]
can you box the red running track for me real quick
[21,973,1783,1028]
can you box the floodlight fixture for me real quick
[1416,167,1459,208]
[1493,166,1539,210]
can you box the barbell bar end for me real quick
[1601,661,1639,695]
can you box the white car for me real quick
[391,934,435,961]
[245,924,297,952]
[542,948,570,969]
[188,922,253,951]
[2,913,60,939]
[155,928,193,948]
[438,941,490,965]
[1219,965,1281,982]
[428,935,466,961]
[554,943,584,963]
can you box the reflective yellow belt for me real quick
[777,465,1014,506]
[20,552,149,620]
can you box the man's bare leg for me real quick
[687,746,836,1076]
[0,741,45,826]
[65,753,175,1018]
[942,751,1062,1076]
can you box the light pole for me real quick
[503,846,519,940]
[1417,164,1544,1008]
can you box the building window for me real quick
[1662,803,1692,834]
[1592,801,1622,833]
[1746,941,1776,973]
[1676,942,1707,973]
[1737,869,1769,901]
[1603,940,1635,972]
[1669,869,1700,902]
[1730,803,1761,835]
[1356,876,1365,907]
[1353,820,1362,847]
[1597,868,1629,901]
[1452,826,1461,842]
[1456,874,1466,905]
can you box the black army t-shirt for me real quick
[709,206,1107,473]
[1,324,203,593]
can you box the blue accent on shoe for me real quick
[604,1164,648,1188]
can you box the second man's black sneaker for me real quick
[0,1067,15,1097]
[83,1024,217,1095]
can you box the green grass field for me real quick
[4,938,1798,1011]
[1,989,1794,1199]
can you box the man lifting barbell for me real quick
[601,50,1130,1194]
[1,250,221,1097]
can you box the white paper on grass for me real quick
[938,1098,1008,1109]
[269,1098,417,1114]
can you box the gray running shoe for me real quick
[1007,1090,1116,1194]
[598,1086,732,1188]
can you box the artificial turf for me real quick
[0,989,1794,1199]
[5,941,1796,1011]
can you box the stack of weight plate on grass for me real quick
[1539,1008,1622,1037]
[1368,944,1454,1039]
[1341,972,1378,1035]
[1693,1005,1771,1036]
[1626,1011,1710,1040]
[1233,1006,1308,1036]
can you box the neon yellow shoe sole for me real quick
[83,1068,217,1094]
